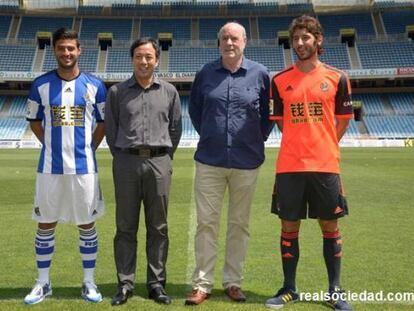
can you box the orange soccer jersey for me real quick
[270,63,354,173]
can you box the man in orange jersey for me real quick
[265,15,353,311]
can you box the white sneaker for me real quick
[24,281,52,304]
[81,281,102,303]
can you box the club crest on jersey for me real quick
[320,82,329,92]
[83,92,93,104]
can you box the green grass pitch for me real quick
[0,148,413,310]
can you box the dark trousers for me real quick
[112,151,172,292]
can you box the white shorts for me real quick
[33,173,105,225]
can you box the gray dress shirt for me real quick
[105,75,182,156]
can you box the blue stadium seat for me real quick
[364,115,414,138]
[140,19,191,40]
[381,10,414,34]
[344,119,360,137]
[0,4,19,14]
[80,18,132,41]
[245,46,285,72]
[0,96,6,112]
[0,15,12,39]
[199,18,250,40]
[78,5,103,15]
[112,3,163,16]
[388,93,414,115]
[357,41,414,68]
[352,93,387,116]
[0,119,27,139]
[179,95,199,140]
[8,96,27,118]
[106,47,131,73]
[18,16,73,39]
[227,2,279,16]
[0,45,35,71]
[257,16,294,40]
[286,3,313,14]
[170,3,219,16]
[169,47,219,72]
[318,13,376,37]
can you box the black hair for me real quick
[129,37,160,59]
[52,27,80,48]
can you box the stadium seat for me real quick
[357,41,414,68]
[0,45,36,71]
[18,16,73,39]
[80,18,132,41]
[318,13,376,37]
[199,18,250,40]
[140,19,191,40]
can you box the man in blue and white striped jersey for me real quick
[24,27,106,305]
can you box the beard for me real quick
[57,57,78,70]
[295,43,318,61]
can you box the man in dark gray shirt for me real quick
[105,37,182,306]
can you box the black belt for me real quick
[125,147,168,157]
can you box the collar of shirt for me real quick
[127,74,161,89]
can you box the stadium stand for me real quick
[170,2,220,17]
[140,18,192,40]
[0,96,6,112]
[0,45,35,71]
[388,93,414,115]
[245,46,285,72]
[0,2,19,13]
[381,10,414,34]
[169,47,219,72]
[286,2,313,14]
[357,41,414,68]
[106,47,131,73]
[317,13,376,37]
[257,16,295,39]
[344,119,360,138]
[180,96,199,140]
[364,115,414,138]
[0,119,27,140]
[352,93,387,116]
[18,16,73,39]
[0,15,11,39]
[8,96,27,118]
[78,5,104,15]
[111,3,163,16]
[199,18,250,40]
[0,95,28,140]
[374,0,414,9]
[227,2,279,16]
[80,18,132,41]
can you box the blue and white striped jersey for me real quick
[26,70,106,174]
